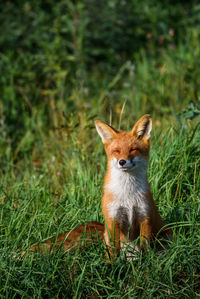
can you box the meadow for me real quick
[0,1,200,298]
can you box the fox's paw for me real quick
[121,242,140,261]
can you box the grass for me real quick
[0,119,200,298]
[0,4,200,295]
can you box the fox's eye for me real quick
[130,148,138,153]
[112,149,120,154]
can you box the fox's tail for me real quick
[23,222,104,255]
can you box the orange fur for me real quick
[25,115,172,261]
[96,115,172,260]
[23,222,104,256]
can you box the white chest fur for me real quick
[105,163,150,225]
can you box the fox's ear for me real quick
[131,114,152,140]
[95,120,118,143]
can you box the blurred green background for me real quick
[0,0,200,187]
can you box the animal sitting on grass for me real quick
[24,115,172,261]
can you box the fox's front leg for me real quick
[104,218,120,261]
[139,217,152,250]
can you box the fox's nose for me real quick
[119,159,126,166]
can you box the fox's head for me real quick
[95,115,152,173]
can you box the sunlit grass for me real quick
[0,121,200,297]
[0,4,200,295]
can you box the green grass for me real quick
[0,122,200,298]
[0,2,200,296]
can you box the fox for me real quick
[24,115,172,260]
[95,114,172,260]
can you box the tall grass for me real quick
[0,1,200,297]
[1,51,200,297]
[0,119,200,298]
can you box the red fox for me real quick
[95,114,172,260]
[25,115,172,260]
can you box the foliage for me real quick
[0,1,200,297]
[0,0,200,158]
